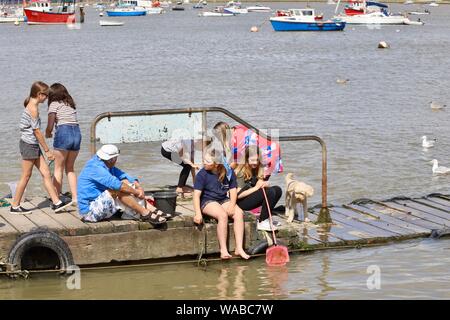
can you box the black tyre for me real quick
[248,240,269,255]
[7,228,74,273]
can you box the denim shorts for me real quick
[53,124,81,151]
[200,198,230,211]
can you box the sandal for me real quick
[140,210,167,225]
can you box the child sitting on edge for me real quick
[193,149,250,260]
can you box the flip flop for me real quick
[154,209,173,220]
[141,210,166,225]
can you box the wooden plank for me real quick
[0,215,19,235]
[346,204,430,234]
[109,218,139,233]
[339,205,420,236]
[414,198,450,215]
[329,207,399,238]
[28,197,90,236]
[389,200,450,226]
[363,202,443,230]
[0,206,37,233]
[68,207,115,234]
[303,210,367,242]
[425,196,450,210]
[24,198,68,235]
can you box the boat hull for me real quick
[335,14,407,24]
[270,18,346,31]
[106,10,146,16]
[24,8,75,24]
[0,16,25,23]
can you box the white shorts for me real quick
[82,190,118,223]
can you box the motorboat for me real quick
[121,0,164,14]
[0,7,25,23]
[24,0,76,24]
[270,8,346,31]
[247,5,271,13]
[334,1,409,24]
[408,10,430,15]
[223,4,247,14]
[199,6,234,16]
[428,2,439,6]
[106,7,147,16]
[404,18,424,25]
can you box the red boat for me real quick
[344,0,365,16]
[24,0,76,25]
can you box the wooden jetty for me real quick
[0,193,449,273]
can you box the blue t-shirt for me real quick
[194,168,237,203]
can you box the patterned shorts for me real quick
[82,191,118,223]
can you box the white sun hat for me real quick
[97,144,120,160]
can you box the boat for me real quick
[0,7,25,23]
[270,8,346,31]
[275,9,324,20]
[106,7,147,16]
[24,0,76,25]
[404,0,414,4]
[334,0,409,25]
[223,0,247,14]
[199,6,234,16]
[246,5,271,13]
[99,19,125,26]
[199,11,234,16]
[121,0,165,14]
[408,10,430,15]
[172,5,185,10]
[428,2,439,6]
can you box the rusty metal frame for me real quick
[90,107,330,219]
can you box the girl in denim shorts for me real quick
[45,83,81,205]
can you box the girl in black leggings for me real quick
[235,145,282,231]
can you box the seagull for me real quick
[430,101,446,110]
[430,159,450,175]
[422,135,436,148]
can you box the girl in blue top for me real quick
[193,150,250,260]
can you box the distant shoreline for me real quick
[78,0,450,4]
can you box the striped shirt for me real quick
[48,101,78,126]
[19,109,40,145]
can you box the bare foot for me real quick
[235,250,250,260]
[220,251,232,260]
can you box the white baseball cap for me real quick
[97,144,120,160]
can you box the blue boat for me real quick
[106,8,147,16]
[270,8,346,31]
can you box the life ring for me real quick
[7,228,74,274]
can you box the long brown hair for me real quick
[48,83,76,109]
[24,81,49,107]
[235,145,264,181]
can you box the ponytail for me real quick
[24,81,49,108]
[23,97,30,108]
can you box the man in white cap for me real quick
[77,144,167,224]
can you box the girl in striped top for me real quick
[11,81,71,214]
[45,83,81,205]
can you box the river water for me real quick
[0,2,449,299]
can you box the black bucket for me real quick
[153,190,177,215]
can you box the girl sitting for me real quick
[235,145,282,231]
[193,150,250,260]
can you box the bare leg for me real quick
[222,202,250,259]
[12,159,35,207]
[65,150,79,202]
[35,156,60,204]
[116,192,149,215]
[53,149,67,195]
[203,202,232,259]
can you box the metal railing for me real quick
[90,107,331,222]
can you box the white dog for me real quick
[285,173,314,223]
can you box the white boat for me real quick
[122,0,164,13]
[223,5,247,14]
[409,11,430,15]
[199,11,234,17]
[0,7,25,23]
[403,0,414,4]
[428,2,439,6]
[335,11,408,24]
[246,5,271,13]
[99,19,125,26]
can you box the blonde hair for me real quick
[204,148,227,183]
[24,81,49,107]
[213,121,232,156]
[235,145,264,181]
